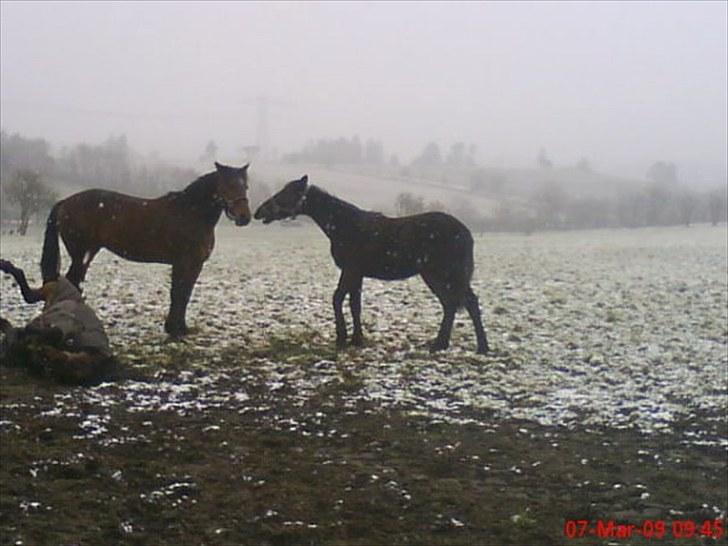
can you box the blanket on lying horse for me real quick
[1,268,118,386]
[30,276,110,355]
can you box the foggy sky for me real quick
[1,1,726,181]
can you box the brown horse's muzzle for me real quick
[226,199,252,226]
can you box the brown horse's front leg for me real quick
[166,260,203,337]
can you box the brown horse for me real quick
[254,176,489,354]
[40,162,252,337]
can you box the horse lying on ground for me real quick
[40,162,252,337]
[254,176,489,354]
[0,259,120,386]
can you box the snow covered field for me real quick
[1,223,725,447]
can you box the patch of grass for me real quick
[249,328,339,364]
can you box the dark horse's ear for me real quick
[242,163,250,171]
[214,161,223,171]
[300,175,308,185]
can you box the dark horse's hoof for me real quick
[349,335,364,347]
[335,337,348,350]
[477,345,489,355]
[428,339,449,353]
[164,321,188,338]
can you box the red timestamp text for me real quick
[564,518,725,540]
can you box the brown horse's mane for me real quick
[165,171,218,203]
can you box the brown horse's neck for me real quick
[174,172,223,225]
[302,186,366,240]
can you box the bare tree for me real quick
[646,161,678,185]
[532,181,567,228]
[617,191,645,228]
[394,192,425,216]
[537,148,553,169]
[576,157,592,173]
[676,191,696,227]
[200,140,218,164]
[3,170,58,235]
[707,186,728,226]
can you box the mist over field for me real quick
[1,2,726,179]
[1,3,727,545]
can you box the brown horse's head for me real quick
[214,162,251,226]
[254,175,309,224]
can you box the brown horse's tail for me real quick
[41,202,61,283]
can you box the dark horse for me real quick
[40,162,252,337]
[254,176,489,354]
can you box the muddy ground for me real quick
[0,361,726,546]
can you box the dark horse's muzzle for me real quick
[254,200,286,224]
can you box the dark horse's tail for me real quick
[41,202,61,283]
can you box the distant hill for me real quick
[249,162,645,216]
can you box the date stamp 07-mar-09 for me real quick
[563,518,725,540]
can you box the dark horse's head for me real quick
[214,162,252,226]
[254,175,308,224]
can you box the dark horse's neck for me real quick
[302,186,367,240]
[172,172,223,225]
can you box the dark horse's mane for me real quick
[307,185,376,218]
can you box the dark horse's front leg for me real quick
[332,276,348,348]
[348,275,364,346]
[333,269,363,348]
[165,260,204,338]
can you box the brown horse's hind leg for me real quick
[165,261,203,337]
[465,288,489,354]
[64,242,99,288]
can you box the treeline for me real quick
[282,136,389,167]
[1,131,198,195]
[0,131,198,233]
[283,135,726,232]
[396,180,728,233]
[282,137,478,180]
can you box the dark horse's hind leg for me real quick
[465,288,489,354]
[165,260,203,337]
[421,271,458,353]
[431,304,456,352]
